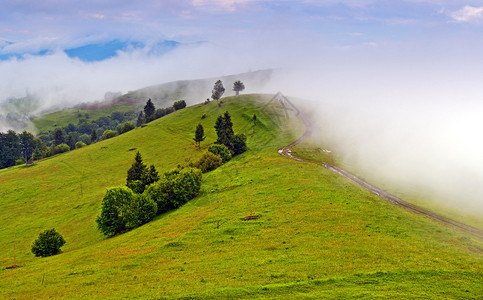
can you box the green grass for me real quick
[0,95,482,299]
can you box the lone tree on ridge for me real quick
[212,80,225,102]
[193,123,206,148]
[233,80,245,95]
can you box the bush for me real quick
[120,121,135,134]
[75,141,86,149]
[53,143,70,154]
[96,186,157,236]
[31,229,66,257]
[102,129,117,140]
[194,152,222,173]
[208,144,231,163]
[173,100,186,110]
[144,167,202,214]
[232,133,247,155]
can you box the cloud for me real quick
[449,5,483,23]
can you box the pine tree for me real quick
[193,123,205,148]
[136,111,145,127]
[212,80,225,102]
[53,127,64,146]
[144,99,155,122]
[127,151,147,182]
[91,129,97,143]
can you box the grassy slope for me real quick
[0,95,482,299]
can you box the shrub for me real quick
[75,141,86,149]
[102,129,117,140]
[96,186,157,236]
[120,121,135,134]
[53,143,70,154]
[31,229,66,257]
[208,144,231,163]
[173,100,187,110]
[194,152,222,173]
[232,133,247,155]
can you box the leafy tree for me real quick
[0,130,20,168]
[193,123,205,148]
[208,144,231,163]
[96,186,157,236]
[194,152,223,173]
[119,121,135,134]
[90,129,97,143]
[53,127,64,146]
[18,131,35,165]
[144,99,156,122]
[173,100,187,110]
[136,111,145,127]
[31,229,66,257]
[233,80,245,95]
[212,80,225,101]
[102,129,117,140]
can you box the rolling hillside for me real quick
[0,95,482,299]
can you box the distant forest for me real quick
[0,99,186,169]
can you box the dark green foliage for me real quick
[91,129,97,143]
[31,228,66,257]
[127,151,147,182]
[118,121,135,134]
[102,129,117,140]
[0,130,20,168]
[53,127,64,146]
[214,111,247,156]
[144,167,202,214]
[193,123,205,148]
[144,99,156,122]
[212,80,225,101]
[173,100,187,110]
[18,131,35,165]
[232,133,247,155]
[136,111,144,127]
[253,114,257,125]
[53,143,70,154]
[142,165,160,187]
[194,152,223,173]
[208,144,231,163]
[233,80,245,95]
[97,187,157,236]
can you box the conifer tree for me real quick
[193,123,205,148]
[233,80,245,95]
[91,129,97,143]
[136,111,145,127]
[212,80,225,102]
[144,99,155,122]
[127,151,147,182]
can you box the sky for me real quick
[1,0,483,217]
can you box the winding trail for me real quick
[278,109,483,238]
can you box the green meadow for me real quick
[1,95,482,299]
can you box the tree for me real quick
[75,141,87,149]
[127,151,147,183]
[144,99,156,122]
[31,229,66,257]
[96,186,157,236]
[173,100,187,110]
[53,127,64,146]
[91,129,98,143]
[211,80,225,102]
[0,130,20,168]
[232,133,247,155]
[233,80,245,95]
[53,143,70,154]
[136,111,145,127]
[214,111,234,150]
[193,123,205,148]
[18,131,35,165]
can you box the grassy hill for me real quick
[0,95,482,299]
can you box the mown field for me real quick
[1,95,482,299]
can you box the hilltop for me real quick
[0,94,481,299]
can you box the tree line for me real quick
[0,99,187,169]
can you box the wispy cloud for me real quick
[449,5,483,23]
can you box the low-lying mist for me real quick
[267,47,483,220]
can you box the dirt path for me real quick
[278,109,483,238]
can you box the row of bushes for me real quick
[96,152,201,237]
